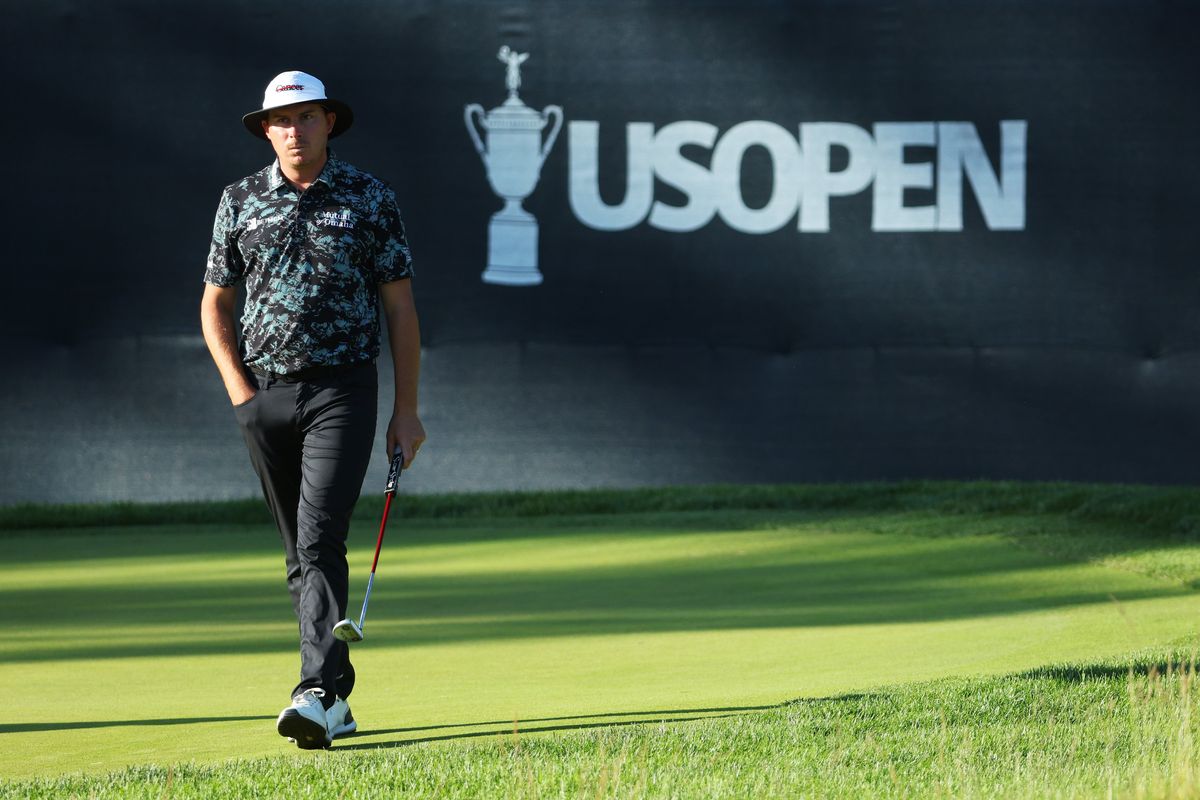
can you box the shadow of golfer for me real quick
[0,715,275,734]
[332,697,868,752]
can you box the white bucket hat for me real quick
[242,70,354,140]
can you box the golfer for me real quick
[200,70,425,749]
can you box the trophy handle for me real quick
[464,103,487,162]
[540,105,563,165]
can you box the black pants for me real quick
[234,361,378,707]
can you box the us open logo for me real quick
[569,120,1026,234]
[466,48,1027,287]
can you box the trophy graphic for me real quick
[465,47,563,286]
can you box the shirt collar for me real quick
[313,151,343,188]
[267,149,342,193]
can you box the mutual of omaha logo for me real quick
[316,209,354,229]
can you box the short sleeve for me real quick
[373,189,414,283]
[204,188,245,286]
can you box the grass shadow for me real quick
[1021,657,1200,683]
[3,509,1197,664]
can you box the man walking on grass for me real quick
[200,70,425,749]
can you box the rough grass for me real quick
[5,480,1200,534]
[6,648,1200,799]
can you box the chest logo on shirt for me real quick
[245,214,283,233]
[315,209,355,229]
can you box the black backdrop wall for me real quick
[2,0,1197,504]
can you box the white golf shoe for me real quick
[276,688,331,750]
[327,695,357,739]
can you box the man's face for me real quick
[262,103,336,171]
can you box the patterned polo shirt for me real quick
[204,154,414,375]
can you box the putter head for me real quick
[332,618,364,643]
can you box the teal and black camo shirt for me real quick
[204,154,414,376]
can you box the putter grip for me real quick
[385,451,404,494]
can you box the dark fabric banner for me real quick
[1,1,1197,503]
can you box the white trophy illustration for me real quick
[465,46,563,286]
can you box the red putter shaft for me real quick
[369,491,393,575]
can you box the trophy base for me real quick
[483,209,543,286]
[482,266,544,286]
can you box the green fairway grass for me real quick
[2,483,1200,797]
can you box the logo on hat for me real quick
[464,47,562,287]
[276,83,306,92]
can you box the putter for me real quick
[333,450,405,643]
